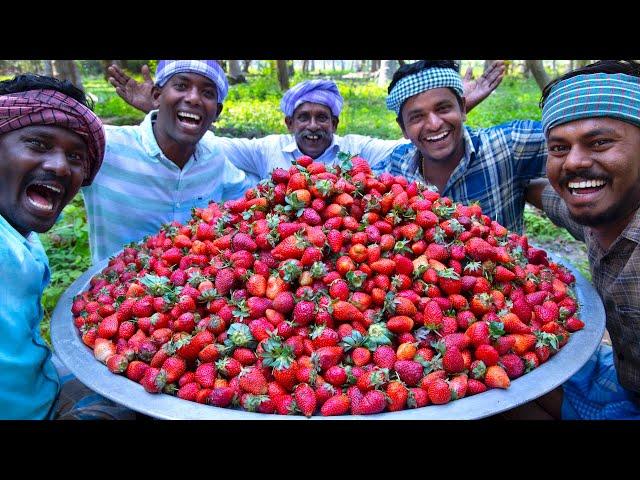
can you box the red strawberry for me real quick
[161,356,187,383]
[428,378,451,405]
[373,345,397,369]
[294,383,317,417]
[499,353,525,379]
[449,374,468,400]
[467,378,488,396]
[141,367,166,393]
[320,394,351,416]
[386,381,409,411]
[324,365,348,387]
[484,365,510,389]
[407,388,430,408]
[394,360,423,387]
[194,362,217,389]
[442,347,465,374]
[565,317,585,332]
[207,386,236,407]
[215,268,235,295]
[106,354,129,374]
[357,390,387,415]
[126,360,149,382]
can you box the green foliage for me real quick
[83,76,145,124]
[38,195,91,345]
[523,206,573,242]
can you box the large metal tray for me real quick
[51,252,605,420]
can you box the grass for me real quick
[37,72,590,341]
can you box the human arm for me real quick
[463,61,506,113]
[525,178,548,210]
[107,64,157,113]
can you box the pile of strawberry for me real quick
[72,154,584,417]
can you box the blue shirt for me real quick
[373,120,547,233]
[0,214,59,419]
[214,132,408,180]
[82,111,259,263]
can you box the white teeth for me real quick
[178,111,201,121]
[40,184,62,194]
[307,135,319,140]
[27,196,53,211]
[426,131,449,141]
[568,179,606,189]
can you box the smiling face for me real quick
[152,72,222,149]
[399,88,466,166]
[285,102,338,159]
[546,117,640,228]
[0,125,87,236]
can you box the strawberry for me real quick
[351,347,371,366]
[294,383,317,417]
[141,367,166,393]
[394,360,424,387]
[215,268,236,295]
[464,237,494,261]
[320,394,351,416]
[176,382,200,402]
[467,378,488,396]
[161,356,187,384]
[427,378,451,405]
[494,265,516,282]
[356,390,387,415]
[238,367,268,395]
[208,386,236,407]
[106,354,129,374]
[407,388,430,408]
[194,362,217,389]
[373,345,397,369]
[449,374,468,400]
[332,301,365,323]
[97,314,119,339]
[510,333,537,355]
[484,365,510,389]
[126,360,149,382]
[293,300,315,326]
[386,381,409,411]
[387,315,414,334]
[93,338,116,363]
[499,353,525,379]
[565,317,585,332]
[522,352,540,372]
[501,312,532,334]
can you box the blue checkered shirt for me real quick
[372,120,547,233]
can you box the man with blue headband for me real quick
[107,61,504,180]
[512,60,640,420]
[83,60,257,263]
[379,60,547,234]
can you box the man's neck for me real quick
[152,123,195,170]
[589,210,638,251]
[420,143,465,193]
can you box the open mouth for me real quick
[177,111,202,127]
[303,133,323,143]
[25,182,64,214]
[567,178,607,196]
[425,130,451,143]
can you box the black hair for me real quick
[0,73,92,109]
[540,60,640,109]
[388,60,462,129]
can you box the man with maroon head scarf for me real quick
[0,74,134,419]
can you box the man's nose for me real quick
[425,112,444,130]
[42,150,71,177]
[563,145,594,172]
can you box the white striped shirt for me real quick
[82,111,257,263]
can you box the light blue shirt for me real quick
[0,214,59,419]
[82,111,259,263]
[214,132,409,180]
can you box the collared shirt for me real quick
[0,214,59,419]
[214,132,409,180]
[82,111,258,264]
[542,184,640,394]
[373,121,547,234]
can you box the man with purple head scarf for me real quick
[0,73,135,419]
[107,61,504,181]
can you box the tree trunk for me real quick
[525,60,551,91]
[302,60,309,74]
[377,60,399,87]
[43,60,53,77]
[310,60,314,72]
[370,60,381,72]
[100,60,113,81]
[288,61,295,77]
[569,60,575,72]
[52,60,84,90]
[227,60,247,84]
[242,60,251,73]
[276,60,290,91]
[355,60,363,72]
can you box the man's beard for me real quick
[568,198,640,227]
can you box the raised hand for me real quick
[463,60,506,112]
[107,64,157,113]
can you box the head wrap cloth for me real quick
[280,80,344,117]
[541,72,640,135]
[155,60,229,103]
[0,89,105,186]
[386,67,464,115]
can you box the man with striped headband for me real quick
[107,61,505,181]
[377,60,547,234]
[516,60,640,420]
[82,60,257,263]
[0,74,134,419]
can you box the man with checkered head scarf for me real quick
[82,60,256,264]
[380,60,548,234]
[512,60,640,421]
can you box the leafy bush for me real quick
[38,195,91,345]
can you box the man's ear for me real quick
[151,86,162,110]
[331,116,339,132]
[285,116,294,133]
[397,117,409,140]
[211,103,224,123]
